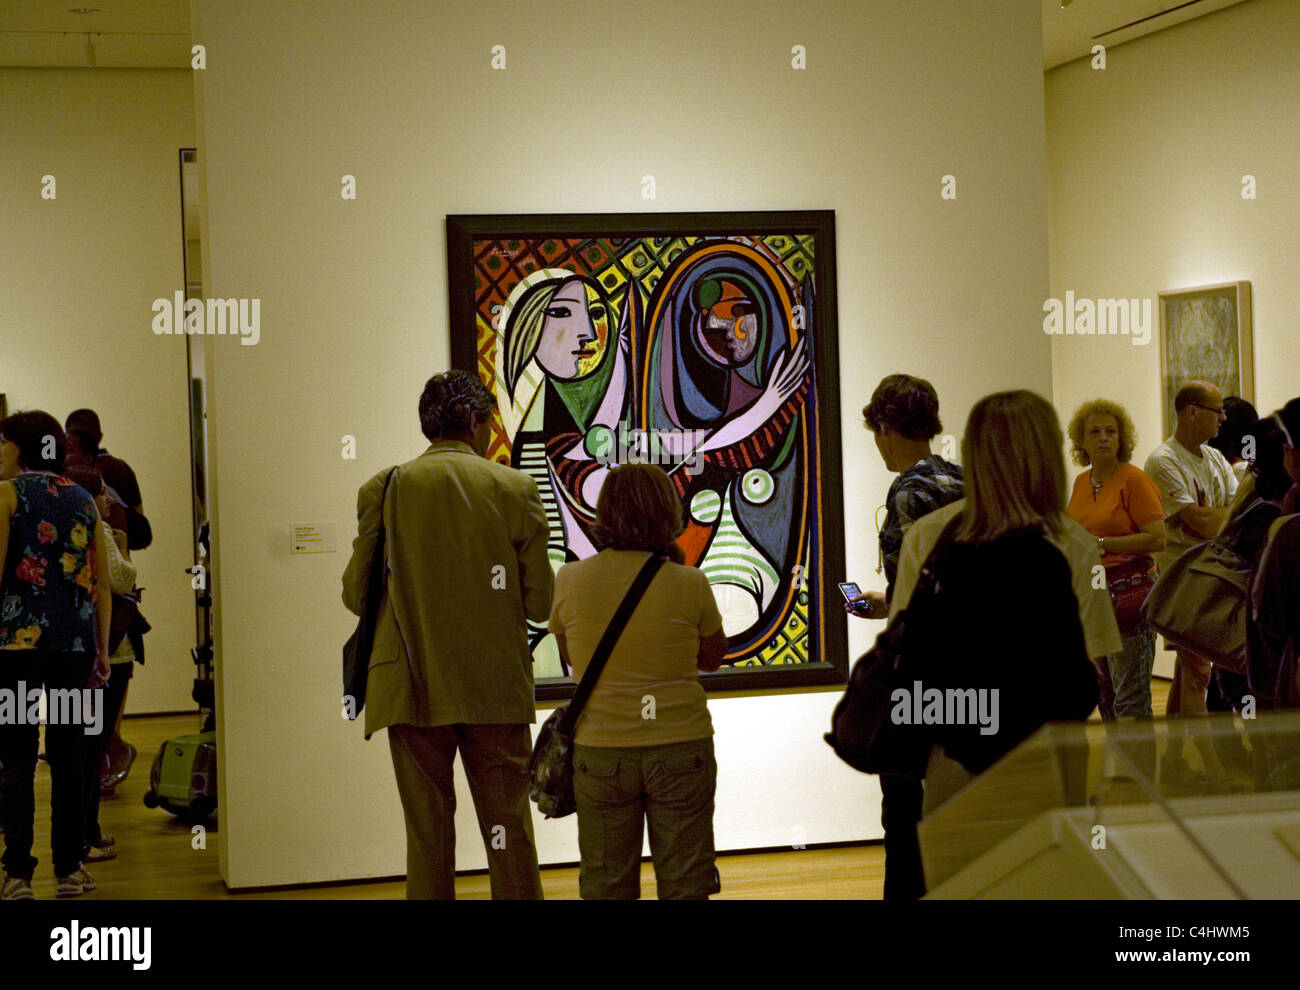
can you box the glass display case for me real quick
[919,711,1300,898]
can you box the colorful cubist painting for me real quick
[447,212,847,698]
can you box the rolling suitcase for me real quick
[142,731,216,821]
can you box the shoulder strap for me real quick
[366,467,398,593]
[1268,513,1299,544]
[376,466,397,533]
[927,512,964,567]
[1249,513,1296,616]
[909,512,964,604]
[1217,493,1264,547]
[560,553,666,734]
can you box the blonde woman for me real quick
[888,392,1106,831]
[547,464,728,899]
[1066,399,1166,720]
[497,272,625,568]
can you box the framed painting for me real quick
[1157,281,1253,435]
[447,211,847,699]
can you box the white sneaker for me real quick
[2,875,34,900]
[56,868,96,898]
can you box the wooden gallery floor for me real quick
[22,680,1176,901]
[25,713,884,900]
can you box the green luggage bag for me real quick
[142,730,217,820]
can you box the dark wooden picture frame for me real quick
[447,211,846,700]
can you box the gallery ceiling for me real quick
[0,0,1258,70]
[1041,0,1252,68]
[0,0,191,68]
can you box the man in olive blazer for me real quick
[343,370,553,899]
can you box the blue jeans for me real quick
[1105,623,1156,720]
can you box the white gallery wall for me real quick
[1047,0,1300,456]
[190,0,1052,887]
[0,68,199,714]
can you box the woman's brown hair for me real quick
[591,463,685,562]
[958,390,1067,543]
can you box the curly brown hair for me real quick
[590,463,685,562]
[1067,398,1138,466]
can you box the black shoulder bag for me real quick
[825,517,960,777]
[529,553,666,819]
[125,506,153,551]
[342,467,397,719]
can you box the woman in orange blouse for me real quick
[1066,399,1166,720]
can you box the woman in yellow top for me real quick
[1066,399,1166,720]
[548,463,728,899]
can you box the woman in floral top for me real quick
[0,410,112,900]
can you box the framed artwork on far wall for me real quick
[446,210,846,700]
[1157,280,1253,436]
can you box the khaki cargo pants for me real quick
[573,737,720,900]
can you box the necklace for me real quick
[1090,463,1116,496]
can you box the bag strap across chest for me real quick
[559,553,666,736]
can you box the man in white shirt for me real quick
[1143,381,1238,782]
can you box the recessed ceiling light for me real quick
[68,8,103,13]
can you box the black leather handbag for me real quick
[529,553,665,819]
[125,506,153,551]
[108,590,141,654]
[825,519,958,777]
[825,594,938,778]
[342,467,396,718]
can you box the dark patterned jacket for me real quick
[881,455,964,598]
